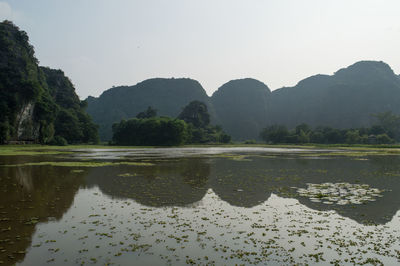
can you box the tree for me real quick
[136,106,157,119]
[218,133,231,143]
[112,117,189,146]
[372,111,400,141]
[345,130,360,144]
[260,125,289,144]
[297,129,310,143]
[178,101,210,128]
[310,131,324,143]
[0,121,9,144]
[376,133,394,144]
[295,123,311,135]
[54,109,83,143]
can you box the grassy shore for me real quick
[1,143,400,156]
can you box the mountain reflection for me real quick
[0,164,85,265]
[2,152,400,264]
[85,155,400,225]
[85,158,210,207]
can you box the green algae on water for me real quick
[70,169,85,173]
[2,161,154,167]
[118,173,137,177]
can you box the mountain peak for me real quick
[212,78,270,97]
[334,60,395,81]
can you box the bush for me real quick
[376,133,394,144]
[49,135,68,146]
[219,133,231,143]
[112,117,189,146]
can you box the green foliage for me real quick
[49,135,68,146]
[372,111,400,141]
[38,121,55,144]
[178,101,210,128]
[112,104,231,145]
[54,109,83,143]
[345,130,360,144]
[0,21,99,144]
[112,117,189,146]
[0,121,10,144]
[0,20,44,140]
[136,106,157,119]
[260,120,395,144]
[260,125,289,144]
[41,67,99,144]
[179,101,230,144]
[218,132,232,143]
[376,133,394,144]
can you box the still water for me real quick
[0,147,400,265]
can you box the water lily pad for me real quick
[295,183,384,206]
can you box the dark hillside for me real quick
[211,78,271,140]
[87,78,212,140]
[269,61,400,129]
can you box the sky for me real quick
[1,0,400,99]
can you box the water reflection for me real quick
[85,158,210,207]
[1,149,400,264]
[211,156,400,225]
[83,155,400,225]
[0,164,85,264]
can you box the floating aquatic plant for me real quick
[2,161,153,167]
[295,182,384,205]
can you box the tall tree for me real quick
[136,106,157,119]
[178,101,210,128]
[372,111,400,140]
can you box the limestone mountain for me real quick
[87,61,400,141]
[86,78,212,140]
[0,20,98,144]
[269,61,400,129]
[211,78,271,140]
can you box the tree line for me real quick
[112,101,231,146]
[260,111,400,144]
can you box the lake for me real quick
[1,147,400,265]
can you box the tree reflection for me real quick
[0,165,86,264]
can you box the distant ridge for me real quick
[269,61,400,130]
[87,61,400,141]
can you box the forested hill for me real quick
[269,61,400,129]
[88,61,400,141]
[86,78,212,140]
[211,78,271,140]
[0,21,98,144]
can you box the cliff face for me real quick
[16,102,39,141]
[0,21,98,144]
[0,20,45,142]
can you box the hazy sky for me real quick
[1,0,400,99]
